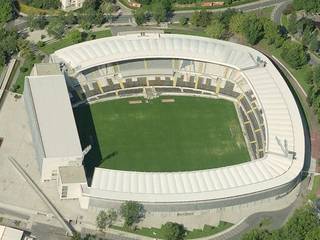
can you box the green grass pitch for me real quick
[74,96,250,173]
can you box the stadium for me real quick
[24,32,305,211]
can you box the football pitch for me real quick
[74,96,250,173]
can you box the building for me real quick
[25,33,305,211]
[0,225,24,240]
[60,0,85,10]
[57,165,87,199]
[24,63,84,181]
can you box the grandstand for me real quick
[65,57,265,160]
[31,33,305,211]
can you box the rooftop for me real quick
[31,63,61,76]
[26,73,83,159]
[59,166,86,184]
[0,225,23,240]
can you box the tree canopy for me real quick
[293,0,320,13]
[47,17,65,38]
[205,19,226,39]
[241,205,320,240]
[161,222,186,240]
[0,0,14,23]
[120,201,145,227]
[281,41,309,69]
[242,14,264,45]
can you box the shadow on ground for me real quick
[73,104,103,185]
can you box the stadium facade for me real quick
[24,33,305,211]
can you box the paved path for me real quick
[271,0,292,24]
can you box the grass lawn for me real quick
[111,222,233,239]
[18,1,62,15]
[165,27,208,38]
[251,6,274,18]
[74,96,249,173]
[14,58,40,94]
[308,175,320,201]
[281,14,288,27]
[258,39,312,92]
[40,29,112,54]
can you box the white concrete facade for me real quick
[57,166,87,199]
[24,67,83,181]
[60,0,85,10]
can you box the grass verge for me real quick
[15,57,40,94]
[308,175,320,201]
[111,222,233,239]
[18,1,62,15]
[40,29,112,54]
[165,27,208,37]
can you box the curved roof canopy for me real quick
[52,33,305,203]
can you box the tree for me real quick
[134,8,147,25]
[151,1,167,23]
[0,0,14,23]
[293,0,320,13]
[219,8,237,26]
[64,12,78,25]
[279,205,320,240]
[263,20,279,45]
[47,17,65,38]
[205,19,226,39]
[107,208,117,226]
[310,39,320,53]
[96,210,108,231]
[179,17,188,26]
[313,65,320,90]
[161,222,186,240]
[120,201,144,227]
[242,14,264,45]
[274,35,285,48]
[190,9,212,27]
[27,14,48,30]
[302,25,314,46]
[281,41,309,69]
[66,29,83,44]
[305,227,320,240]
[287,12,297,34]
[229,13,246,34]
[241,228,271,240]
[71,232,82,240]
[0,29,18,67]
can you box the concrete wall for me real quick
[84,175,301,212]
[23,78,45,174]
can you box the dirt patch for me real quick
[129,100,142,104]
[161,98,175,103]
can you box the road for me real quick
[171,0,289,22]
[8,0,291,29]
[271,0,292,24]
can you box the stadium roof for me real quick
[26,74,83,159]
[52,33,257,73]
[53,33,305,203]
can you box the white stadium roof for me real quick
[26,74,83,159]
[52,33,305,203]
[52,34,257,73]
